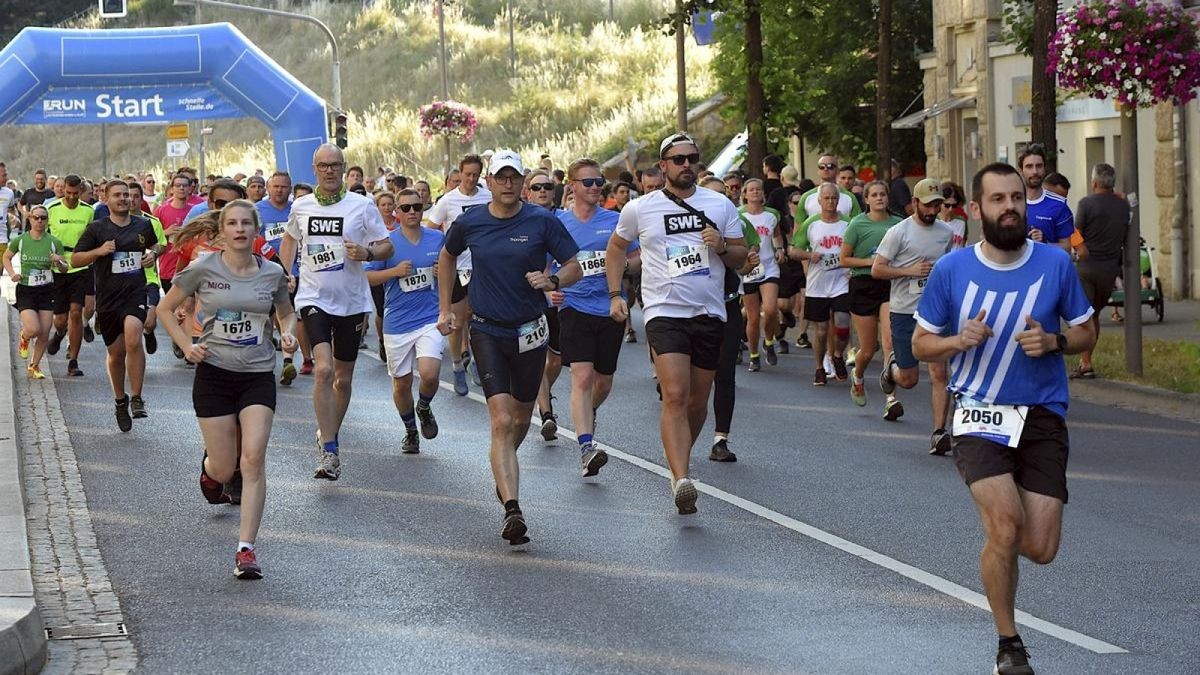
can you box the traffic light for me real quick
[99,0,128,19]
[332,110,348,149]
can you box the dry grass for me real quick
[1068,332,1200,394]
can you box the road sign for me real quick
[166,140,189,157]
[166,123,189,140]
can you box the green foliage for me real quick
[0,0,92,44]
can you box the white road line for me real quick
[432,377,1127,655]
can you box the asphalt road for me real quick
[39,311,1200,674]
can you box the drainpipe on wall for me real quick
[1172,106,1189,298]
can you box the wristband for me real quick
[365,246,374,262]
[608,290,622,299]
[549,274,560,290]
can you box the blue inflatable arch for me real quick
[0,23,327,184]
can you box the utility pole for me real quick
[1119,110,1143,375]
[675,0,687,131]
[437,0,452,175]
[876,0,893,182]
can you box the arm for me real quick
[605,233,632,322]
[625,246,642,275]
[435,247,458,335]
[871,255,930,280]
[70,239,116,268]
[274,297,299,355]
[279,233,298,288]
[365,258,412,286]
[156,283,207,363]
[2,248,17,281]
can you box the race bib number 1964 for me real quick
[666,244,709,278]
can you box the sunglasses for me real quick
[396,203,423,213]
[817,163,837,170]
[213,199,230,209]
[575,178,605,188]
[665,153,701,166]
[528,183,554,192]
[29,215,48,221]
[942,201,959,208]
[726,183,742,190]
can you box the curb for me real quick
[1070,376,1200,423]
[0,303,47,675]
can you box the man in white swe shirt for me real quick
[426,153,491,395]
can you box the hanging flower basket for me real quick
[1048,0,1200,108]
[419,100,478,142]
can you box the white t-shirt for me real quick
[796,216,849,299]
[739,207,781,282]
[284,191,390,316]
[614,187,744,322]
[0,187,15,243]
[426,186,492,272]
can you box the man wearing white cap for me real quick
[605,132,748,515]
[437,149,583,546]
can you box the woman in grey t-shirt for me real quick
[157,200,297,580]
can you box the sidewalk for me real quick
[1106,297,1200,345]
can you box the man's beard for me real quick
[916,209,937,226]
[981,209,1027,251]
[1024,173,1043,190]
[668,171,696,190]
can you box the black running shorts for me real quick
[16,284,55,312]
[469,324,546,402]
[193,362,277,418]
[451,275,469,304]
[299,306,368,362]
[802,293,850,323]
[544,306,561,355]
[645,315,723,371]
[848,276,891,317]
[776,260,806,297]
[742,277,779,297]
[52,270,92,314]
[97,294,149,347]
[559,307,624,375]
[952,405,1070,503]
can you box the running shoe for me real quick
[83,323,95,343]
[200,458,230,504]
[764,342,778,366]
[279,361,297,386]
[777,338,789,355]
[883,397,905,421]
[469,359,481,387]
[172,342,185,359]
[540,412,558,441]
[130,395,147,419]
[672,477,699,515]
[813,367,827,387]
[879,351,897,396]
[624,329,637,344]
[709,438,738,462]
[796,333,812,349]
[223,470,243,505]
[47,331,63,356]
[748,355,761,372]
[850,374,867,407]
[416,402,438,439]
[824,354,836,378]
[580,443,608,477]
[453,368,469,396]
[18,336,29,359]
[114,397,132,433]
[234,548,262,580]
[67,359,84,377]
[144,331,158,355]
[314,451,341,480]
[929,428,952,456]
[402,428,420,454]
[358,335,368,350]
[994,640,1034,675]
[27,365,45,380]
[300,359,314,375]
[501,511,529,545]
[831,355,848,381]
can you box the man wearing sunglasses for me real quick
[524,169,565,440]
[606,132,748,515]
[798,155,862,221]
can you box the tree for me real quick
[0,0,93,46]
[744,0,766,178]
[1030,0,1058,170]
[876,0,893,182]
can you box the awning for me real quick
[891,96,976,129]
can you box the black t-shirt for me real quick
[19,188,55,208]
[888,177,912,216]
[1076,192,1131,270]
[75,216,156,312]
[766,185,801,236]
[763,178,783,197]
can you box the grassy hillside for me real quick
[1,0,728,185]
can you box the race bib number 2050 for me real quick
[953,396,1028,448]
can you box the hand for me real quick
[610,296,629,323]
[774,248,786,263]
[280,332,298,355]
[343,240,369,261]
[525,271,553,291]
[1029,228,1044,243]
[745,250,761,269]
[174,306,189,323]
[809,251,823,263]
[392,260,414,277]
[909,259,934,277]
[50,254,66,269]
[701,227,724,252]
[958,309,993,351]
[8,271,20,282]
[1015,315,1053,357]
[141,251,156,268]
[183,342,208,364]
[436,311,457,336]
[548,290,564,307]
[286,275,297,293]
[98,240,117,256]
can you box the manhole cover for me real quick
[45,623,128,640]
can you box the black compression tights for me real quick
[713,297,743,435]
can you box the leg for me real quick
[331,358,357,438]
[712,302,742,437]
[1017,489,1064,565]
[592,373,614,410]
[537,350,562,417]
[928,360,950,430]
[760,283,780,347]
[392,373,416,418]
[685,365,717,446]
[105,341,128,399]
[969,474,1026,637]
[415,356,441,400]
[488,394,524,502]
[123,316,147,396]
[310,343,338,443]
[1078,313,1100,371]
[655,352,696,480]
[570,362,597,437]
[743,292,762,355]
[67,303,84,359]
[31,311,54,367]
[893,365,920,390]
[851,314,879,378]
[84,294,95,324]
[198,415,241,483]
[812,320,829,359]
[296,320,312,362]
[234,405,274,544]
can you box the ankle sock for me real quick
[115,396,128,405]
[998,634,1022,648]
[322,440,338,455]
[238,541,254,553]
[418,392,433,406]
[578,433,593,450]
[401,411,416,431]
[503,499,521,515]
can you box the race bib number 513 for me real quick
[112,251,141,275]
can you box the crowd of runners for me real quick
[1,133,1101,674]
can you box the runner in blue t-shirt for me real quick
[256,171,312,384]
[1018,144,1074,248]
[366,188,445,455]
[437,150,582,546]
[551,158,641,478]
[912,163,1096,675]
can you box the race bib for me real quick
[112,251,141,274]
[953,396,1028,448]
[577,250,607,277]
[820,253,840,270]
[457,268,472,286]
[743,263,765,283]
[517,314,549,353]
[264,222,286,241]
[306,242,345,272]
[909,276,929,296]
[400,266,434,293]
[26,268,53,287]
[666,244,709,278]
[212,309,268,346]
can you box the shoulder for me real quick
[291,195,316,211]
[763,206,782,220]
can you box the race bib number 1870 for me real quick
[953,396,1028,448]
[666,244,709,278]
[400,266,434,293]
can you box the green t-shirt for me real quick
[843,213,902,277]
[9,232,65,287]
[46,201,95,274]
[141,214,167,286]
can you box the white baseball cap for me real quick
[659,132,699,158]
[488,149,524,176]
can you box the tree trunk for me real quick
[1031,0,1058,170]
[745,0,767,179]
[876,0,893,182]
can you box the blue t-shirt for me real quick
[1025,190,1073,243]
[444,201,580,337]
[553,207,638,317]
[256,200,297,275]
[185,202,209,223]
[365,227,443,335]
[914,242,1093,418]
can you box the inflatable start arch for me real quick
[0,23,328,184]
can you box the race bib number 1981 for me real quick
[306,243,345,272]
